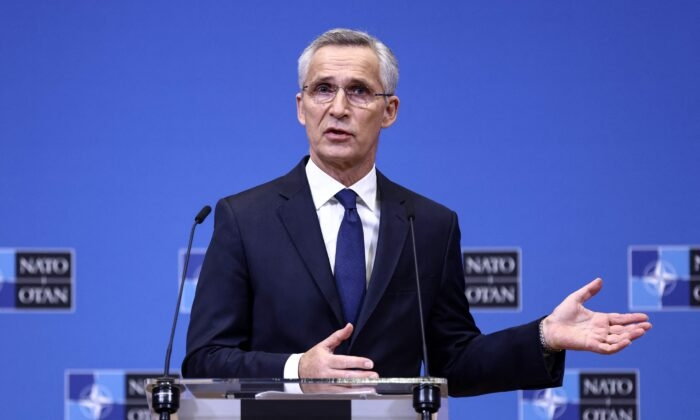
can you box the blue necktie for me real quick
[334,189,366,325]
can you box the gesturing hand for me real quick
[299,323,379,379]
[542,278,652,354]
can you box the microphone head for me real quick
[194,205,212,224]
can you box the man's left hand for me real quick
[541,278,652,354]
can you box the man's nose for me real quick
[328,88,350,117]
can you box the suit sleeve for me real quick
[181,198,290,378]
[428,212,565,397]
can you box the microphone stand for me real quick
[152,205,211,420]
[407,206,441,420]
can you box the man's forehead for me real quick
[306,45,381,84]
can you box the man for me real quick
[182,28,651,397]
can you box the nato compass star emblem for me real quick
[642,259,678,297]
[628,245,698,309]
[531,387,569,419]
[78,384,114,419]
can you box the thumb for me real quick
[322,323,354,352]
[572,277,603,304]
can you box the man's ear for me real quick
[381,96,400,128]
[296,93,306,126]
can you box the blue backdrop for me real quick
[1,1,698,419]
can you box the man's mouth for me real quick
[324,128,353,139]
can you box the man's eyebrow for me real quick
[307,76,374,87]
[307,76,334,85]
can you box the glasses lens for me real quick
[346,86,372,106]
[314,86,335,103]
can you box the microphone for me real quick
[405,201,441,420]
[151,205,212,420]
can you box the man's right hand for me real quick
[298,323,379,379]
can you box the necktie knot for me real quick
[335,189,357,210]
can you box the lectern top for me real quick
[146,377,447,400]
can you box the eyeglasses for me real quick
[302,83,393,107]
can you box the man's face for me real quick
[296,45,399,176]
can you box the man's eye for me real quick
[314,84,334,94]
[348,85,370,96]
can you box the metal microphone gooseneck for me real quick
[406,203,441,420]
[151,205,211,420]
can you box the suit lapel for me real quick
[352,172,410,338]
[276,159,346,327]
[275,161,411,344]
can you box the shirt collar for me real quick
[305,158,377,212]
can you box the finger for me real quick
[609,321,651,333]
[329,370,379,379]
[602,332,631,345]
[606,324,650,345]
[597,339,631,355]
[608,325,626,334]
[608,312,650,325]
[571,278,603,304]
[627,326,651,341]
[329,355,375,371]
[597,326,651,354]
[321,323,354,351]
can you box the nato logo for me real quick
[178,248,206,314]
[462,248,521,310]
[65,370,161,420]
[629,245,700,310]
[0,248,75,312]
[520,370,639,420]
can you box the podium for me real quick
[146,377,449,419]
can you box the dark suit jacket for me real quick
[183,157,564,396]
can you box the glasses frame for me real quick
[302,84,394,107]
